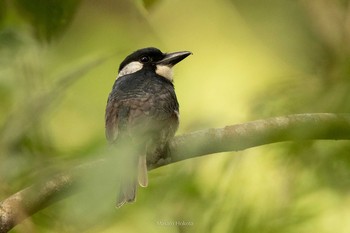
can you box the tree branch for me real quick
[167,113,350,165]
[1,113,350,232]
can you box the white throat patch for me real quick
[156,65,173,81]
[117,61,143,78]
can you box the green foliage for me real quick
[1,0,350,232]
[141,0,162,9]
[13,0,81,42]
[239,0,350,193]
[0,0,5,28]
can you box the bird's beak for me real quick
[157,51,192,66]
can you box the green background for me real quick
[1,0,350,232]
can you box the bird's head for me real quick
[117,47,192,81]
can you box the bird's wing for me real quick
[105,98,120,143]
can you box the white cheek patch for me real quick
[156,65,173,81]
[117,61,143,78]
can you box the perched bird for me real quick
[105,47,191,207]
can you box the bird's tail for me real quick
[116,176,137,208]
[116,155,148,208]
[138,155,148,187]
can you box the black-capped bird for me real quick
[105,47,191,207]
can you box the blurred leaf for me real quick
[233,0,350,218]
[0,54,110,151]
[14,0,81,42]
[0,0,5,29]
[141,0,162,9]
[0,29,28,66]
[231,0,328,75]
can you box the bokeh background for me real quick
[1,0,350,232]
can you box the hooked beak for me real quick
[157,51,192,66]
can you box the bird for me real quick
[105,47,191,207]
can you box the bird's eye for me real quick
[140,56,151,63]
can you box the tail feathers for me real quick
[138,155,148,187]
[116,178,137,208]
[116,155,148,208]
